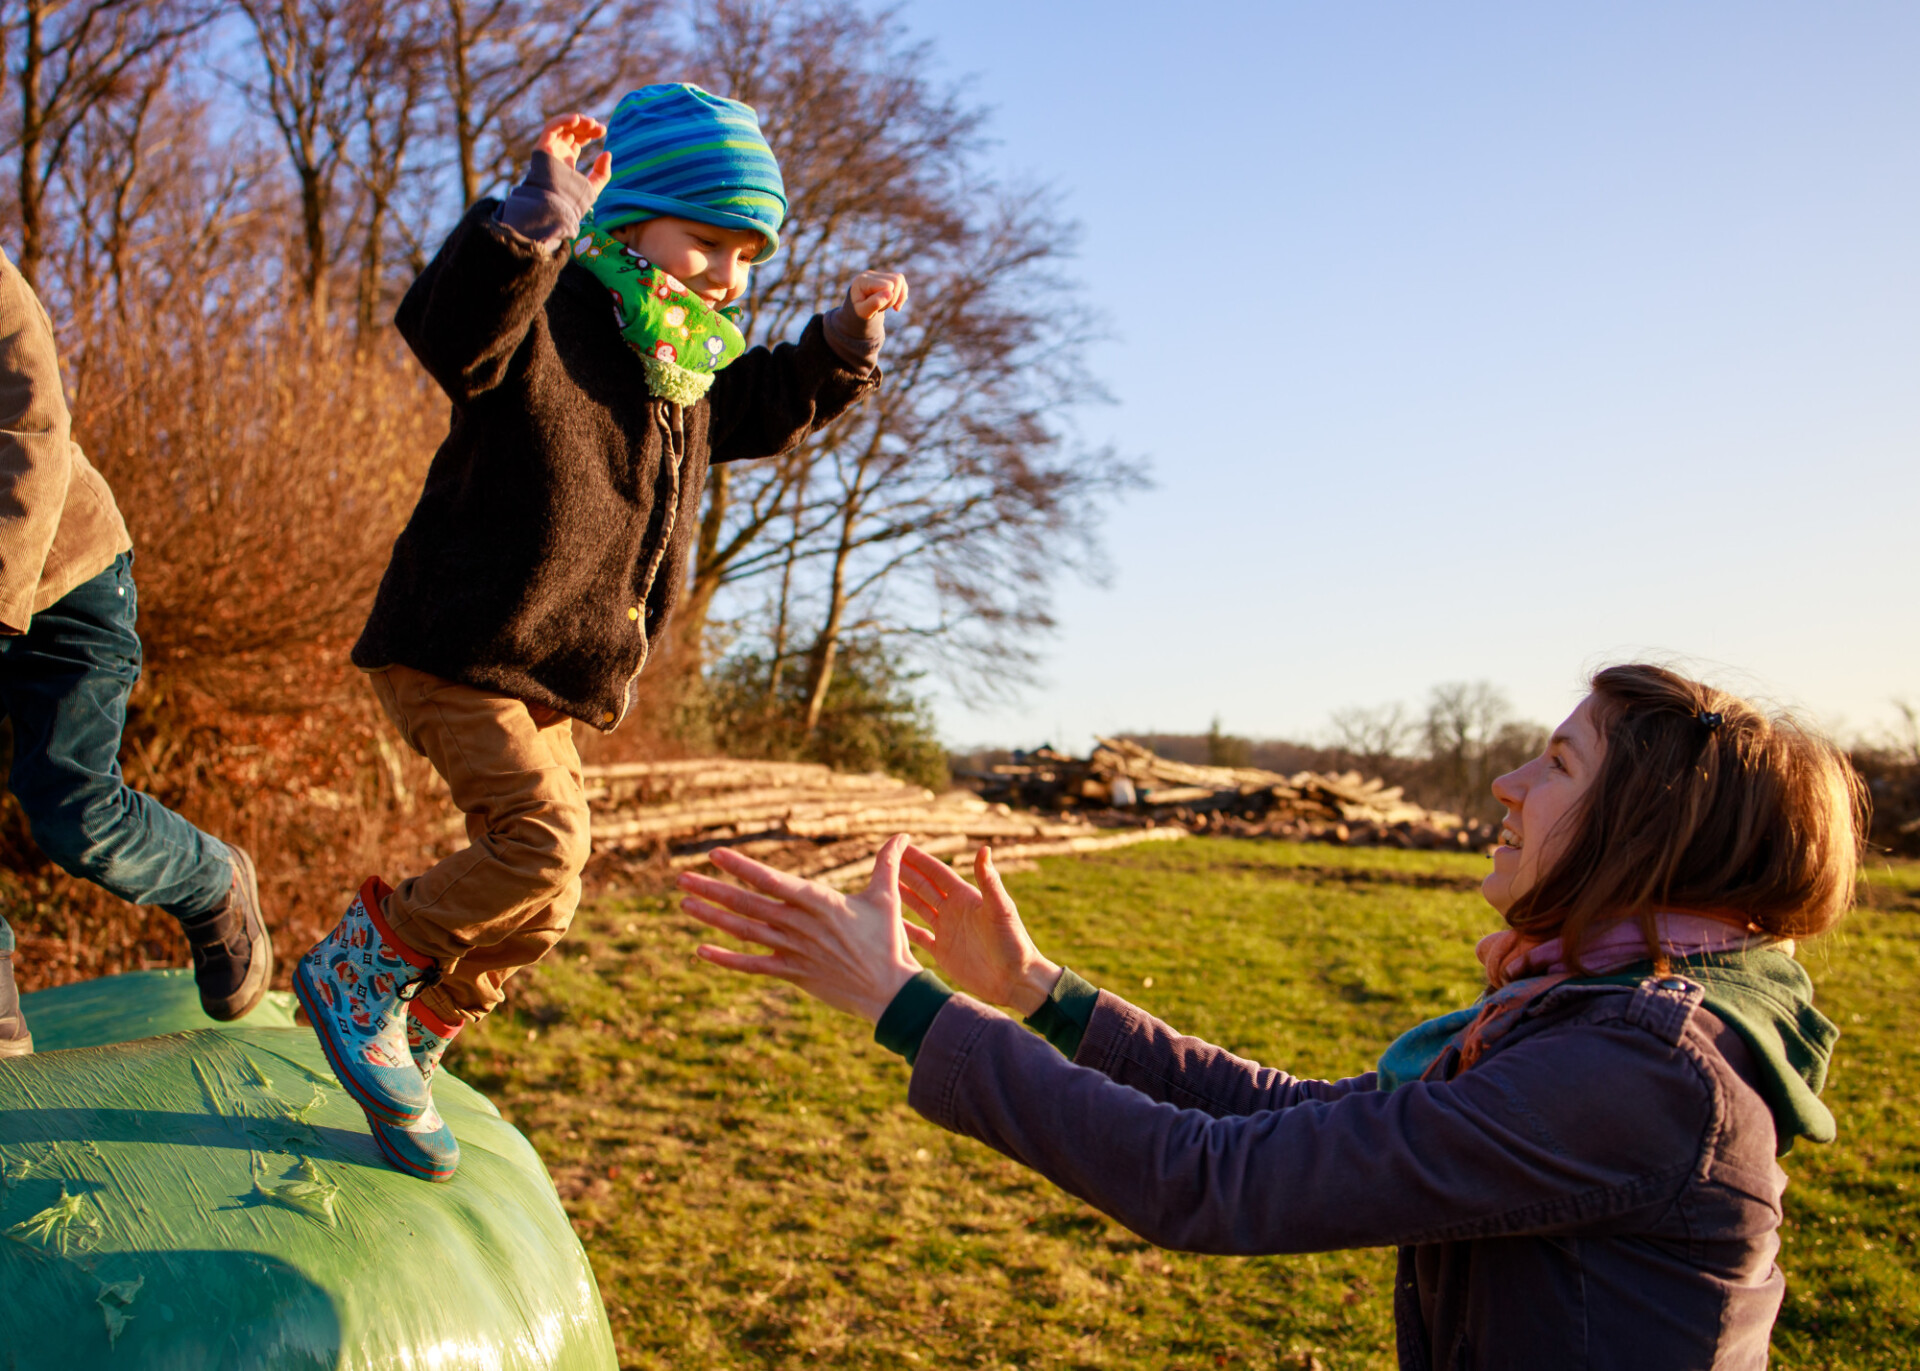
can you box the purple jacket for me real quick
[908,977,1786,1369]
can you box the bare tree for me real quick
[1328,701,1417,766]
[676,0,1143,732]
[1421,681,1545,820]
[437,0,655,208]
[0,0,207,290]
[343,0,431,341]
[231,0,375,316]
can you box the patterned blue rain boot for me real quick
[293,877,436,1127]
[369,1001,464,1182]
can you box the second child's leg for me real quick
[0,554,272,1020]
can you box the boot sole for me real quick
[200,845,276,1023]
[0,1032,31,1058]
[370,1118,460,1182]
[291,964,426,1128]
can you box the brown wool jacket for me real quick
[353,200,879,728]
[911,978,1788,1370]
[0,249,131,632]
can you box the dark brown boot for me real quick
[181,845,275,1022]
[0,948,30,1058]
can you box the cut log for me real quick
[948,826,1188,866]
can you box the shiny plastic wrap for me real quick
[0,969,616,1369]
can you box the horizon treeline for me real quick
[0,0,1137,987]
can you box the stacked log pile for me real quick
[584,758,1185,888]
[963,737,1493,851]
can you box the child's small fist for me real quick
[536,113,612,198]
[847,270,909,320]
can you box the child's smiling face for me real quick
[610,217,763,307]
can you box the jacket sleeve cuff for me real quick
[495,150,596,251]
[874,968,954,1065]
[1021,967,1100,1058]
[822,299,885,372]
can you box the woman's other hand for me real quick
[534,112,612,199]
[679,834,923,1023]
[899,845,1063,1015]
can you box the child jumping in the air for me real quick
[294,84,906,1180]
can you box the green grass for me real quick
[447,838,1920,1370]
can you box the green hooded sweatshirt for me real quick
[1588,948,1838,1155]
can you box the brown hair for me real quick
[1504,663,1867,971]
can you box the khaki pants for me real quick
[367,664,590,1025]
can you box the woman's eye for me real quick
[1549,755,1567,773]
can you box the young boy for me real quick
[0,246,273,1054]
[295,84,906,1179]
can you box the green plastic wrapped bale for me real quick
[0,969,616,1369]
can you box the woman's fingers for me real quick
[678,870,802,927]
[901,920,936,952]
[976,845,1014,905]
[902,844,968,898]
[679,894,790,952]
[695,944,790,978]
[898,865,952,915]
[862,834,911,901]
[898,881,937,922]
[709,846,842,917]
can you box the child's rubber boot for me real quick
[369,1002,464,1182]
[292,877,436,1126]
[0,936,31,1059]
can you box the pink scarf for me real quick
[1447,913,1783,1073]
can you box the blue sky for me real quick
[885,1,1919,747]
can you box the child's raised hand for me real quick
[847,270,909,319]
[535,113,612,200]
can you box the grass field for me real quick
[446,838,1920,1370]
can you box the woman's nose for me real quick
[1490,768,1524,810]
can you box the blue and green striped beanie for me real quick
[594,84,787,264]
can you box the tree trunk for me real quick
[297,161,328,317]
[801,532,854,734]
[444,0,478,206]
[355,194,384,344]
[675,462,730,676]
[15,0,45,291]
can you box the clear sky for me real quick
[886,1,1919,749]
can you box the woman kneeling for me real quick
[679,664,1861,1370]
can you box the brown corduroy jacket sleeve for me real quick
[0,249,129,632]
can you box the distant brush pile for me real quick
[962,738,1495,851]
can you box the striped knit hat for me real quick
[594,84,787,263]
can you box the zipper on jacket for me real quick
[614,400,685,728]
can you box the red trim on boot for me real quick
[359,876,435,969]
[408,998,463,1039]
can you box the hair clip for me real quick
[1697,710,1724,732]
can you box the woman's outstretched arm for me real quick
[905,986,1710,1256]
[679,839,1712,1256]
[895,844,1371,1118]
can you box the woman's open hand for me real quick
[679,834,923,1023]
[899,845,1063,1015]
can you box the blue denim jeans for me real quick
[0,554,231,944]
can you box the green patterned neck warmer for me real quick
[570,221,747,405]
